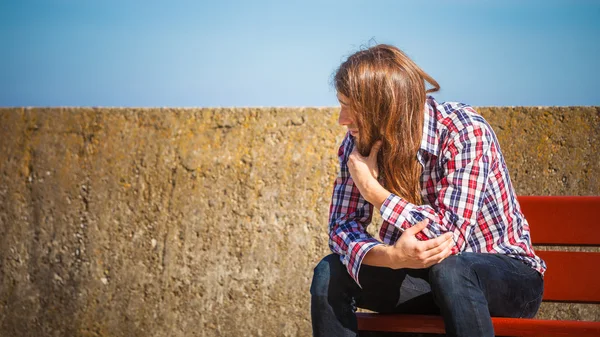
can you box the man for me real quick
[310,44,545,337]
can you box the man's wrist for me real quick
[382,245,404,269]
[363,244,395,269]
[364,179,391,210]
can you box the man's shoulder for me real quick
[432,99,491,137]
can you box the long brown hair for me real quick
[334,44,440,205]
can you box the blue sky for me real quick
[1,0,599,107]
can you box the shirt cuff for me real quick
[379,194,413,227]
[344,239,382,288]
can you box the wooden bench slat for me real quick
[492,317,600,337]
[537,251,600,303]
[518,196,600,245]
[356,313,600,337]
[356,313,445,334]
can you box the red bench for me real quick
[357,196,600,337]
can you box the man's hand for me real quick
[347,141,387,206]
[388,220,454,269]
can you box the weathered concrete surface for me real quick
[0,106,598,336]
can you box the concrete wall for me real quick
[0,106,598,336]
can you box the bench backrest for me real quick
[519,196,600,304]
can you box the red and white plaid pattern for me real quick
[328,96,546,286]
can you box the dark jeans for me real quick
[310,252,544,337]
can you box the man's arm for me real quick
[340,134,453,276]
[328,133,382,287]
[352,123,495,255]
[362,221,453,269]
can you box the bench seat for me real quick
[357,313,600,336]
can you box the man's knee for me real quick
[310,254,345,297]
[429,254,479,295]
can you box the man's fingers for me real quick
[419,232,453,251]
[405,220,428,236]
[423,241,454,266]
[420,236,451,257]
[369,140,383,159]
[420,236,454,259]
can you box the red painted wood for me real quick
[356,313,600,337]
[518,196,600,245]
[492,317,600,337]
[537,251,600,303]
[356,313,445,334]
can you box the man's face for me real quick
[336,93,359,138]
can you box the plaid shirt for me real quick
[328,96,547,286]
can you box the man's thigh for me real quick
[431,252,544,318]
[357,264,439,315]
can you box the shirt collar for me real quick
[419,95,440,158]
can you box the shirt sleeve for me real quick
[328,133,383,287]
[379,123,495,253]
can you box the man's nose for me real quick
[338,109,352,126]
